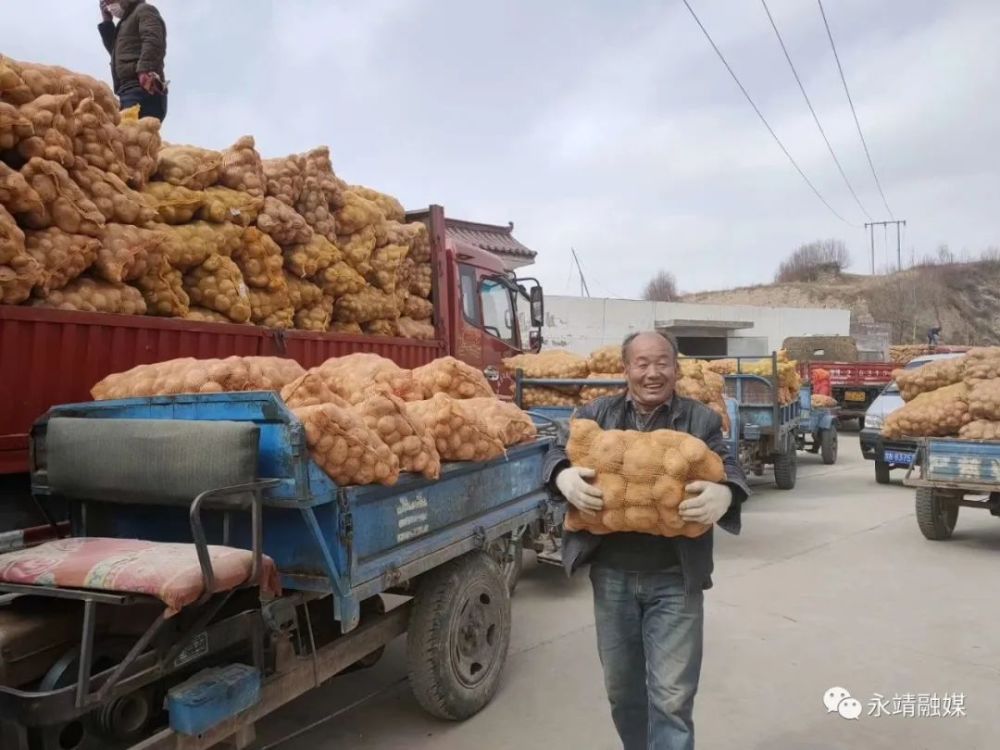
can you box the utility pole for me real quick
[865,220,907,273]
[571,248,591,297]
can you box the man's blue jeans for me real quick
[590,565,704,750]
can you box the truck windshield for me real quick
[481,279,516,345]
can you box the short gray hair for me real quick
[621,331,679,364]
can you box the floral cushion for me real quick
[0,538,280,617]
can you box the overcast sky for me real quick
[4,0,998,297]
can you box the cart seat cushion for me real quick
[0,538,280,617]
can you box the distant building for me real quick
[407,210,537,271]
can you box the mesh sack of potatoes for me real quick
[333,287,398,324]
[294,297,333,332]
[217,135,265,198]
[257,196,313,246]
[93,223,163,283]
[521,387,580,409]
[3,60,118,115]
[24,228,99,296]
[248,286,294,329]
[0,251,42,304]
[363,319,398,337]
[564,419,725,538]
[293,402,399,487]
[283,234,339,279]
[581,374,625,402]
[314,260,366,298]
[968,379,1000,422]
[284,272,323,310]
[183,254,251,323]
[141,181,204,224]
[412,356,493,399]
[334,189,385,236]
[337,225,377,273]
[232,227,283,290]
[71,97,127,179]
[701,369,725,401]
[409,262,432,298]
[262,154,305,207]
[91,356,305,400]
[882,383,971,439]
[158,221,243,271]
[351,186,404,222]
[704,359,738,376]
[962,347,1000,382]
[397,317,435,340]
[118,113,161,189]
[0,161,44,215]
[811,394,838,409]
[408,222,431,263]
[0,204,25,265]
[588,345,623,374]
[19,157,104,236]
[331,321,362,335]
[472,398,538,447]
[354,388,441,479]
[281,371,344,409]
[896,357,966,402]
[185,306,234,324]
[707,397,731,436]
[15,93,76,167]
[313,354,423,404]
[0,101,33,150]
[959,420,1000,441]
[405,393,505,462]
[31,276,146,314]
[198,186,263,227]
[70,162,156,226]
[155,144,222,190]
[295,177,338,243]
[504,350,589,380]
[367,243,409,294]
[134,252,190,317]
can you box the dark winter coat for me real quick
[98,0,166,95]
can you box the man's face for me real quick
[624,334,677,408]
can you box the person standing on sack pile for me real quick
[544,331,749,750]
[98,0,168,121]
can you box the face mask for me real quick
[106,3,124,18]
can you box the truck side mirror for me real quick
[529,286,544,328]
[529,329,543,352]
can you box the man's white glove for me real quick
[679,481,732,526]
[555,466,604,514]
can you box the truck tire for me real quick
[915,488,959,540]
[820,428,838,465]
[773,451,797,490]
[875,461,891,485]
[487,533,524,595]
[406,552,511,720]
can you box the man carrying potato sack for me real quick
[98,0,168,121]
[544,331,748,750]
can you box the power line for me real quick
[760,0,872,222]
[681,0,857,227]
[817,0,894,218]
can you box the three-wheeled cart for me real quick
[795,383,838,465]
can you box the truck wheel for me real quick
[487,533,524,595]
[820,429,838,465]
[773,451,797,490]
[875,461,891,485]
[915,488,959,540]
[407,552,511,720]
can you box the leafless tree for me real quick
[642,270,679,301]
[775,239,851,283]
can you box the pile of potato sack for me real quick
[883,347,1000,441]
[0,56,434,339]
[91,353,537,486]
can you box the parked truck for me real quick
[796,361,895,430]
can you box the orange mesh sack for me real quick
[521,387,579,409]
[564,419,725,538]
[282,234,339,279]
[363,319,397,337]
[249,286,294,329]
[118,114,161,189]
[882,383,970,439]
[351,186,404,222]
[158,221,243,272]
[185,306,232,324]
[19,158,104,236]
[141,181,204,224]
[367,243,408,294]
[588,345,623,374]
[24,228,99,296]
[1,251,42,304]
[504,350,588,383]
[968,380,1000,422]
[183,254,252,323]
[963,347,1000,383]
[581,374,625,402]
[155,144,221,190]
[71,98,128,179]
[218,136,265,198]
[405,394,505,462]
[233,227,283,290]
[412,356,493,399]
[281,371,345,409]
[256,197,313,246]
[332,288,398,324]
[31,277,145,314]
[337,225,377,273]
[397,316,435,340]
[331,321,362,335]
[296,176,338,243]
[959,420,1000,441]
[94,223,163,284]
[91,356,305,400]
[294,402,399,487]
[262,154,305,207]
[16,93,76,167]
[133,252,190,317]
[294,296,333,332]
[198,187,263,227]
[471,398,538,446]
[0,161,44,215]
[895,358,966,402]
[0,101,33,151]
[0,204,26,265]
[409,262,432,298]
[70,163,156,226]
[314,260,366,299]
[312,353,423,404]
[704,359,738,376]
[334,189,383,235]
[355,388,441,479]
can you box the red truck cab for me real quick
[797,361,896,428]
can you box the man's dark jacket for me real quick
[543,393,750,596]
[98,0,166,95]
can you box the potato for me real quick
[0,161,44,215]
[248,286,294,329]
[24,228,99,296]
[363,319,397,337]
[133,252,190,317]
[521,387,579,409]
[882,383,971,439]
[281,371,345,409]
[581,373,625,402]
[283,272,323,310]
[155,144,221,190]
[312,353,423,404]
[351,185,404,222]
[407,221,430,263]
[262,154,305,207]
[396,316,435,340]
[198,186,263,227]
[70,163,156,226]
[588,345,622,374]
[158,221,243,271]
[0,204,26,266]
[337,225,377,273]
[294,296,333,331]
[409,262,432,299]
[896,358,966,402]
[0,101,33,150]
[333,287,398,324]
[92,223,163,284]
[185,306,234,324]
[218,135,265,198]
[31,276,146,314]
[565,419,724,538]
[257,196,313,246]
[330,321,362,335]
[295,176,338,243]
[283,233,339,279]
[367,243,409,294]
[335,189,383,235]
[963,347,1000,382]
[16,93,76,167]
[233,227,283,289]
[811,394,838,409]
[0,251,42,304]
[405,394,506,462]
[118,115,161,189]
[315,261,366,298]
[183,254,251,323]
[354,388,440,479]
[19,157,104,236]
[959,420,1000,441]
[704,359,738,376]
[504,350,589,380]
[413,356,493,399]
[294,402,399,487]
[468,397,537,446]
[71,97,128,179]
[968,379,1000,422]
[141,181,205,224]
[3,59,118,114]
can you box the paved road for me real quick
[253,437,1000,750]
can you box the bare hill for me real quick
[683,261,1000,345]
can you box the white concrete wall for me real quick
[543,296,851,356]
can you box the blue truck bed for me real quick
[906,437,1000,489]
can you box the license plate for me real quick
[884,450,914,465]
[845,391,867,402]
